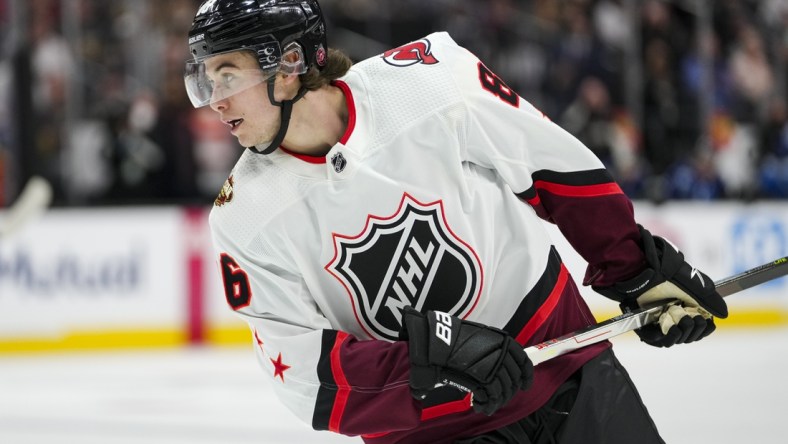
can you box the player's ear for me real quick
[278,72,302,93]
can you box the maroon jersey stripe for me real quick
[328,331,351,432]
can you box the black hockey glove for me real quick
[399,306,533,416]
[594,225,728,348]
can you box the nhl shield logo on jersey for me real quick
[382,39,439,67]
[331,152,347,173]
[214,175,234,207]
[326,193,482,340]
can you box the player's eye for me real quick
[221,73,236,88]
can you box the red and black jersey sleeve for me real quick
[450,38,647,287]
[312,330,420,436]
[516,169,646,287]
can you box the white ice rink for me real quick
[1,328,786,444]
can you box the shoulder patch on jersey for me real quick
[326,193,483,340]
[382,38,439,67]
[215,175,234,207]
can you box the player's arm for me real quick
[446,40,725,346]
[218,243,534,436]
[216,249,422,436]
[449,44,643,286]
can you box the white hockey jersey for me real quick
[209,32,645,443]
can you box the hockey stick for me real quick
[0,176,53,239]
[525,256,788,366]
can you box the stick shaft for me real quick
[525,257,788,366]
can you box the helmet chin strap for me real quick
[250,78,308,155]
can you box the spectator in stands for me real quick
[729,25,774,124]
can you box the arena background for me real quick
[1,1,787,443]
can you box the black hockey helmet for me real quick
[185,0,327,108]
[188,0,327,72]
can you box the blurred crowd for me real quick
[1,0,788,206]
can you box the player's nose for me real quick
[210,97,228,112]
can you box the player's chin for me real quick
[235,133,257,148]
[236,132,270,149]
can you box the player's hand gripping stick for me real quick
[526,256,788,366]
[594,225,728,348]
[400,306,533,416]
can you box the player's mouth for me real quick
[224,118,244,133]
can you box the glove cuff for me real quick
[400,307,430,367]
[593,267,659,303]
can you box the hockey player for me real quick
[184,1,727,443]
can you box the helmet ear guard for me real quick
[278,42,308,76]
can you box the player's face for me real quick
[204,51,281,148]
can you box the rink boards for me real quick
[1,202,787,353]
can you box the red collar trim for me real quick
[279,146,327,164]
[333,80,356,145]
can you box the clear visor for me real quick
[184,43,307,108]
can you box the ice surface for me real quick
[0,328,785,443]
